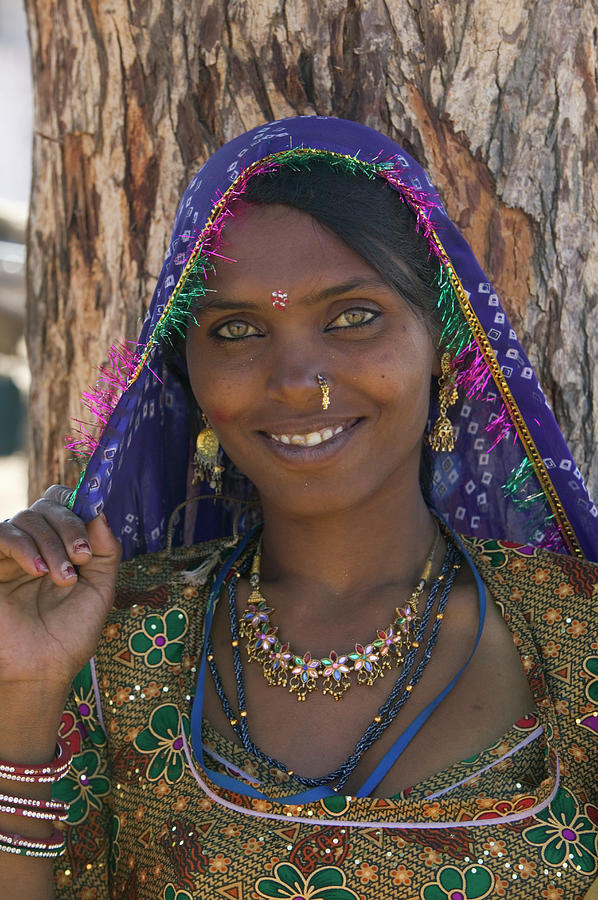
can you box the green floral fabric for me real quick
[53,537,598,899]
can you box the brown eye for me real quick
[215,320,259,340]
[327,309,377,329]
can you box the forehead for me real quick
[211,202,383,293]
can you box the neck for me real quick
[258,481,438,604]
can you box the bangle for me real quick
[0,800,68,822]
[0,738,72,784]
[0,826,66,858]
[0,792,67,813]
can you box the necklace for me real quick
[239,524,441,701]
[206,537,462,790]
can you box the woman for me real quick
[0,117,596,899]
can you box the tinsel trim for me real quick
[132,148,470,369]
[427,226,581,557]
[65,147,582,556]
[65,341,140,460]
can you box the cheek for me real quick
[207,405,234,426]
[372,352,433,410]
[188,366,251,426]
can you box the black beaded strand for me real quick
[206,537,462,791]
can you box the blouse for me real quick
[53,534,598,899]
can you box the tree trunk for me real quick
[24,0,598,500]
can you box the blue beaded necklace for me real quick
[205,538,462,792]
[189,525,488,804]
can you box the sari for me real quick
[54,116,598,898]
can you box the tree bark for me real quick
[24,0,598,500]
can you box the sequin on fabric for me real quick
[53,536,598,899]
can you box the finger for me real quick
[83,513,122,562]
[73,513,122,599]
[43,483,74,507]
[30,496,93,563]
[8,507,80,586]
[0,519,51,580]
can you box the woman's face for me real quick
[186,202,440,518]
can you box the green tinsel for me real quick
[502,457,555,538]
[153,149,472,356]
[152,248,216,347]
[436,267,471,356]
[502,458,535,500]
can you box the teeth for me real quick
[270,424,347,446]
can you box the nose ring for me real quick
[316,374,330,410]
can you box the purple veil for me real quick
[67,116,598,563]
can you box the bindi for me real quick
[271,290,289,309]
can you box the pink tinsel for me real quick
[455,345,493,398]
[485,406,516,451]
[65,342,140,460]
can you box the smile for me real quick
[268,422,352,447]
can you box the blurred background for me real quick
[0,0,30,517]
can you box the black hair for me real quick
[242,160,443,339]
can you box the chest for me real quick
[202,580,535,797]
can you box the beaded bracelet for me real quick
[0,800,68,822]
[0,738,72,784]
[0,826,66,858]
[0,792,67,813]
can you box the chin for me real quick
[255,476,388,521]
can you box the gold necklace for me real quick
[238,524,441,701]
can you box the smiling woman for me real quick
[0,117,597,900]
[185,201,438,521]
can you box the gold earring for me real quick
[429,352,458,452]
[192,415,223,493]
[316,374,330,410]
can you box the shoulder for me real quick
[459,532,597,668]
[115,535,237,602]
[459,534,598,608]
[76,535,243,751]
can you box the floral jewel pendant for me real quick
[239,527,439,701]
[240,597,422,701]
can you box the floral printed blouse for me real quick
[53,535,598,899]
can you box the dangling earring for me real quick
[192,415,223,493]
[429,352,458,452]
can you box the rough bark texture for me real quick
[24,0,598,500]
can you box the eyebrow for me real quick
[197,277,391,312]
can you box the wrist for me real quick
[0,688,69,767]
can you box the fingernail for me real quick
[72,539,91,555]
[61,563,77,580]
[34,557,49,574]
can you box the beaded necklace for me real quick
[239,524,441,700]
[206,537,462,791]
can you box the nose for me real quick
[266,340,331,410]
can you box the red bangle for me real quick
[0,826,66,858]
[0,792,68,813]
[0,738,72,784]
[0,801,68,821]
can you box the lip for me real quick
[258,417,362,462]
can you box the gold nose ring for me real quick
[316,374,330,410]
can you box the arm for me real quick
[0,688,70,900]
[0,486,121,898]
[52,663,112,899]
